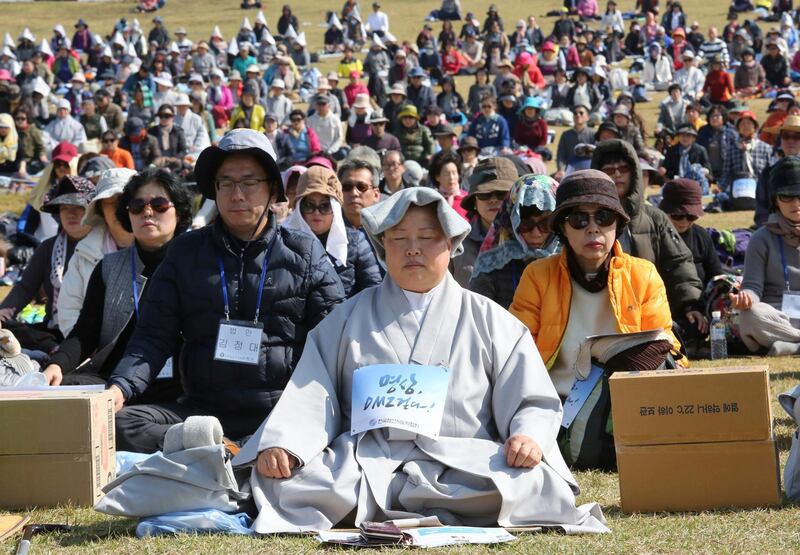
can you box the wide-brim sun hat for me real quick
[194,129,284,201]
[82,167,137,226]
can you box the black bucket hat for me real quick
[194,129,284,201]
[548,169,630,231]
[41,176,95,214]
[770,156,800,206]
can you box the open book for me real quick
[573,329,673,379]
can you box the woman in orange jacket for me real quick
[510,169,684,398]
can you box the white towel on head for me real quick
[283,197,349,268]
[163,416,224,454]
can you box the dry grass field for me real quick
[2,1,800,553]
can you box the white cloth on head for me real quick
[283,198,349,267]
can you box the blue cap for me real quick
[408,66,426,78]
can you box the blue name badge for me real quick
[561,364,604,429]
[350,364,450,439]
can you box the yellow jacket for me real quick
[509,242,685,368]
[229,104,266,132]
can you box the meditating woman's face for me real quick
[383,205,452,293]
[562,203,618,269]
[301,192,334,236]
[128,182,178,249]
[778,194,800,224]
[436,162,460,194]
[518,210,551,249]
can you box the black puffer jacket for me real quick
[591,139,703,315]
[336,227,383,297]
[110,217,345,418]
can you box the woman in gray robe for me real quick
[233,187,608,535]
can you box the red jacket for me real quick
[344,83,369,108]
[513,64,546,88]
[442,49,466,75]
[703,70,735,103]
[514,117,548,149]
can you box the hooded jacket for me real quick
[591,139,703,315]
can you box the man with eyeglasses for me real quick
[755,115,800,227]
[12,107,47,178]
[379,149,408,195]
[555,103,595,181]
[109,129,345,453]
[338,158,382,229]
[592,139,707,343]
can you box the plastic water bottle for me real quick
[710,311,728,360]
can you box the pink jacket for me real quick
[208,86,234,112]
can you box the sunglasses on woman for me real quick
[517,217,550,234]
[669,214,698,222]
[564,209,617,230]
[475,190,506,202]
[127,196,174,215]
[300,200,333,215]
[778,193,800,203]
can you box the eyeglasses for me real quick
[517,218,550,234]
[215,178,268,194]
[300,200,333,215]
[669,214,698,222]
[159,113,174,119]
[480,104,493,109]
[782,132,800,141]
[475,190,506,202]
[127,196,174,215]
[564,209,617,229]
[290,117,303,122]
[342,181,374,193]
[777,194,800,203]
[601,163,631,176]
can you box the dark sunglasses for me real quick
[517,218,550,234]
[127,196,174,215]
[782,132,800,141]
[300,200,333,215]
[290,116,303,122]
[777,193,800,203]
[480,104,493,109]
[565,209,617,229]
[670,214,698,222]
[159,113,174,119]
[342,181,373,193]
[475,190,506,202]
[601,163,631,176]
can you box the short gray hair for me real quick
[338,158,380,188]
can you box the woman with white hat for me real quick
[56,168,136,335]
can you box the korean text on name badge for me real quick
[350,364,450,439]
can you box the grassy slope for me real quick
[4,1,800,553]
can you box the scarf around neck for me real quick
[767,211,800,248]
[566,246,611,293]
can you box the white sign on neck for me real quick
[350,364,450,439]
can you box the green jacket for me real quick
[18,126,46,162]
[591,139,703,316]
[396,123,434,167]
